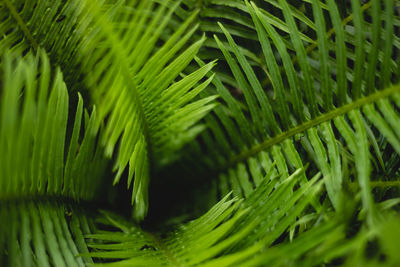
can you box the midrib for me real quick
[223,83,400,171]
[4,0,38,51]
[76,0,151,144]
[141,229,185,267]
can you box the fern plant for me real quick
[1,0,400,266]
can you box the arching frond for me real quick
[169,0,400,214]
[80,168,323,266]
[83,162,400,266]
[0,200,96,267]
[1,0,218,220]
[162,0,376,89]
[0,50,106,200]
[0,50,106,266]
[0,0,91,85]
[76,0,217,220]
[1,0,400,266]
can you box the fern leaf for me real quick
[0,49,106,266]
[0,50,106,200]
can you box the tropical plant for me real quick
[1,0,400,266]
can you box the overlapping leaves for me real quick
[77,0,217,220]
[0,50,106,200]
[0,50,105,266]
[1,0,218,220]
[1,0,400,266]
[170,0,400,216]
[83,168,323,266]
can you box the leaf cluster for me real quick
[1,0,400,266]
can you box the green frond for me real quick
[0,49,106,200]
[1,0,219,220]
[0,0,90,85]
[74,0,217,220]
[173,0,399,211]
[146,6,400,264]
[81,167,322,266]
[0,49,107,266]
[1,0,400,266]
[0,200,96,266]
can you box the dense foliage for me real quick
[1,0,400,266]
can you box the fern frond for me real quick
[0,200,96,266]
[1,1,400,266]
[151,0,400,230]
[74,0,217,220]
[0,50,106,200]
[0,49,107,266]
[81,168,323,266]
[0,0,91,85]
[173,0,398,205]
[1,0,218,220]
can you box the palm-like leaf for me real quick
[1,0,400,266]
[77,0,217,220]
[0,49,106,201]
[0,50,105,266]
[83,168,322,266]
[168,0,399,213]
[1,0,218,220]
[146,1,400,264]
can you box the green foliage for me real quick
[0,50,106,200]
[0,50,103,266]
[1,0,400,266]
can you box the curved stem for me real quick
[222,83,400,171]
[4,0,38,51]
